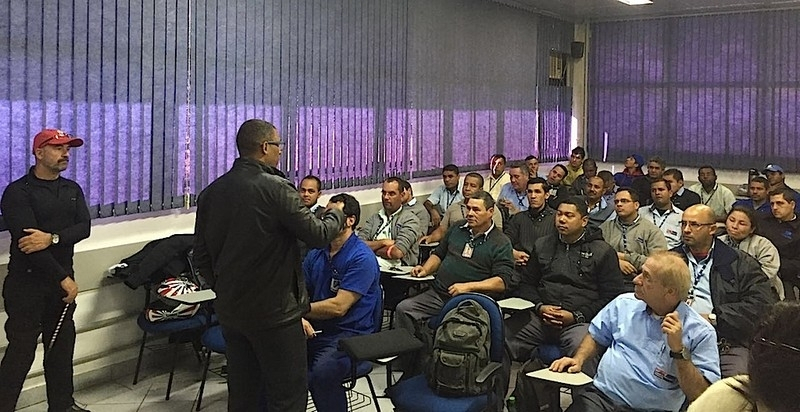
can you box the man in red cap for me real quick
[0,129,91,411]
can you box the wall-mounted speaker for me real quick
[571,41,585,59]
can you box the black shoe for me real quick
[65,401,91,412]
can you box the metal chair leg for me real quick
[133,330,148,385]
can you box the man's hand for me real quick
[539,305,563,327]
[301,318,317,339]
[410,265,427,277]
[448,283,471,296]
[326,201,345,212]
[18,229,53,254]
[430,210,441,228]
[512,249,530,266]
[60,277,79,303]
[549,356,583,373]
[419,235,432,244]
[619,259,637,276]
[662,311,684,352]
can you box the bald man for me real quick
[670,204,776,377]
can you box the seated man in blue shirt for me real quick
[551,251,721,412]
[302,193,382,412]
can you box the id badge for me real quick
[685,295,694,306]
[462,243,474,258]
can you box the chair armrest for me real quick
[475,361,502,384]
[338,329,424,362]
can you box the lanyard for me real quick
[445,190,458,210]
[372,215,394,240]
[651,207,672,230]
[514,190,526,206]
[489,173,506,192]
[701,187,717,205]
[688,257,711,298]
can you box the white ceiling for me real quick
[493,0,800,22]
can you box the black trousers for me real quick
[221,320,308,412]
[0,274,76,412]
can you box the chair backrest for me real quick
[429,292,505,363]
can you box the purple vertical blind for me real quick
[588,11,800,171]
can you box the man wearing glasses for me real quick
[671,204,776,377]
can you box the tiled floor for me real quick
[16,352,573,412]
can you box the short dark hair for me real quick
[597,170,614,186]
[559,196,589,217]
[468,190,495,210]
[442,164,459,174]
[582,158,598,170]
[524,155,539,162]
[728,205,758,232]
[329,193,361,227]
[527,177,550,192]
[236,119,278,157]
[490,154,506,163]
[663,168,684,181]
[571,146,586,158]
[384,176,405,191]
[769,188,797,203]
[553,164,568,176]
[301,175,322,191]
[750,301,800,411]
[650,177,671,191]
[616,187,640,203]
[648,156,666,169]
[508,161,529,177]
[464,172,484,187]
[750,176,769,187]
[698,165,716,175]
[398,178,412,194]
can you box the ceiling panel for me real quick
[494,0,800,22]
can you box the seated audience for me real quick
[485,153,510,201]
[504,177,557,287]
[507,196,624,369]
[563,146,586,186]
[639,178,684,249]
[551,251,721,412]
[733,176,772,215]
[613,153,645,188]
[688,301,800,412]
[664,168,701,211]
[497,162,531,219]
[302,194,382,412]
[597,170,617,205]
[423,164,463,229]
[357,176,422,269]
[545,164,573,210]
[757,188,800,300]
[299,174,325,217]
[420,172,502,244]
[720,206,784,300]
[600,188,668,287]
[395,191,514,333]
[584,175,615,230]
[673,205,777,377]
[688,165,736,222]
[763,163,800,213]
[400,179,431,233]
[571,158,598,196]
[525,155,540,178]
[631,155,666,206]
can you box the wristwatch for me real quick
[572,310,586,324]
[669,346,691,361]
[51,233,60,245]
[708,313,717,326]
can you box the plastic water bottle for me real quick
[506,395,518,412]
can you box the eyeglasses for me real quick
[679,221,715,229]
[264,140,284,148]
[755,337,800,354]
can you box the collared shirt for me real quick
[688,183,736,220]
[683,242,716,314]
[498,182,529,212]
[484,172,510,201]
[639,204,683,249]
[591,294,721,411]
[428,185,463,214]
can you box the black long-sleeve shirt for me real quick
[1,168,91,282]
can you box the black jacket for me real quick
[193,157,344,332]
[671,241,776,347]
[756,216,800,281]
[1,168,91,282]
[514,227,625,321]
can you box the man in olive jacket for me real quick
[194,119,345,412]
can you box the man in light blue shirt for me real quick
[424,164,463,229]
[550,251,721,412]
[497,162,530,224]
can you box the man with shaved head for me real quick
[670,204,776,377]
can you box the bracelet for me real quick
[386,245,396,259]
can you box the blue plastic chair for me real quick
[389,293,509,412]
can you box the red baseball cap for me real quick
[32,129,84,154]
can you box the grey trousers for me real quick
[507,312,597,376]
[394,288,448,333]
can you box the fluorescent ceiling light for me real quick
[617,0,653,5]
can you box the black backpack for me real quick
[426,299,492,397]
